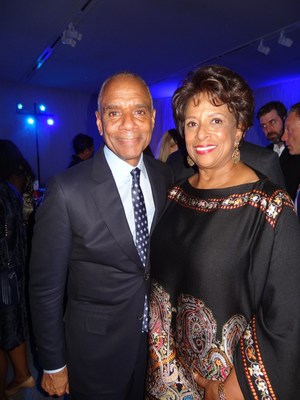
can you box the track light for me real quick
[278,30,293,47]
[62,23,82,48]
[257,39,270,55]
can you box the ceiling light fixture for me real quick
[278,30,293,47]
[62,22,82,48]
[257,39,270,55]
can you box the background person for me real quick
[282,102,300,156]
[146,65,300,400]
[257,100,300,200]
[282,101,300,218]
[0,140,35,400]
[29,72,173,400]
[156,129,179,162]
[67,133,94,168]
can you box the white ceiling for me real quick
[1,0,300,98]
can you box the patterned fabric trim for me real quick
[146,281,248,399]
[168,186,293,228]
[240,316,277,400]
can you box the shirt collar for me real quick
[103,145,147,181]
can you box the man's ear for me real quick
[95,111,104,136]
[151,109,156,129]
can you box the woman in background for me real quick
[156,129,179,162]
[146,66,300,399]
[0,140,35,399]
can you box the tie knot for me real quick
[131,167,141,183]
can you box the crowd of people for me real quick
[1,66,300,400]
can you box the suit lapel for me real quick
[279,147,290,165]
[90,148,142,267]
[144,156,167,234]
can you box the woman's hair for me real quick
[0,139,34,181]
[172,65,254,138]
[157,130,178,162]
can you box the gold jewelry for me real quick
[232,142,240,164]
[187,155,195,167]
[218,383,227,400]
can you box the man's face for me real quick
[259,109,284,144]
[282,111,300,155]
[95,76,155,166]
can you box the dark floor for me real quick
[7,339,67,400]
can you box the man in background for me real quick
[282,102,300,216]
[29,72,173,400]
[68,133,94,168]
[257,100,300,199]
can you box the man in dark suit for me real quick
[29,73,173,400]
[167,140,286,187]
[282,102,300,217]
[257,100,300,200]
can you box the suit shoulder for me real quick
[145,155,172,172]
[242,141,275,157]
[47,157,93,189]
[144,155,174,185]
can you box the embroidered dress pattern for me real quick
[146,281,247,399]
[168,186,292,227]
[240,316,277,400]
[147,179,299,398]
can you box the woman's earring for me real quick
[187,155,195,167]
[232,142,240,164]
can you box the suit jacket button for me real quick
[137,313,143,320]
[144,273,150,281]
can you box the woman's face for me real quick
[184,93,242,171]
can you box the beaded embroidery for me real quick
[240,316,277,400]
[168,186,293,228]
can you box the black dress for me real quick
[146,176,300,400]
[0,179,28,350]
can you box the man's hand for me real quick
[41,366,69,396]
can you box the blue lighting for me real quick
[39,104,46,112]
[27,117,35,125]
[17,103,23,110]
[47,118,54,126]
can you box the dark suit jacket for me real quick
[29,147,173,397]
[267,144,300,200]
[167,141,286,189]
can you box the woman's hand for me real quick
[192,367,245,400]
[192,372,221,399]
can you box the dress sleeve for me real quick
[235,203,300,400]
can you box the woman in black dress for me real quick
[146,66,300,399]
[0,140,35,399]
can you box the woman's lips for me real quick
[195,145,216,154]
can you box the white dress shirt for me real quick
[273,143,285,157]
[104,145,155,235]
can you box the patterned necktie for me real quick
[131,167,149,332]
[131,167,149,266]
